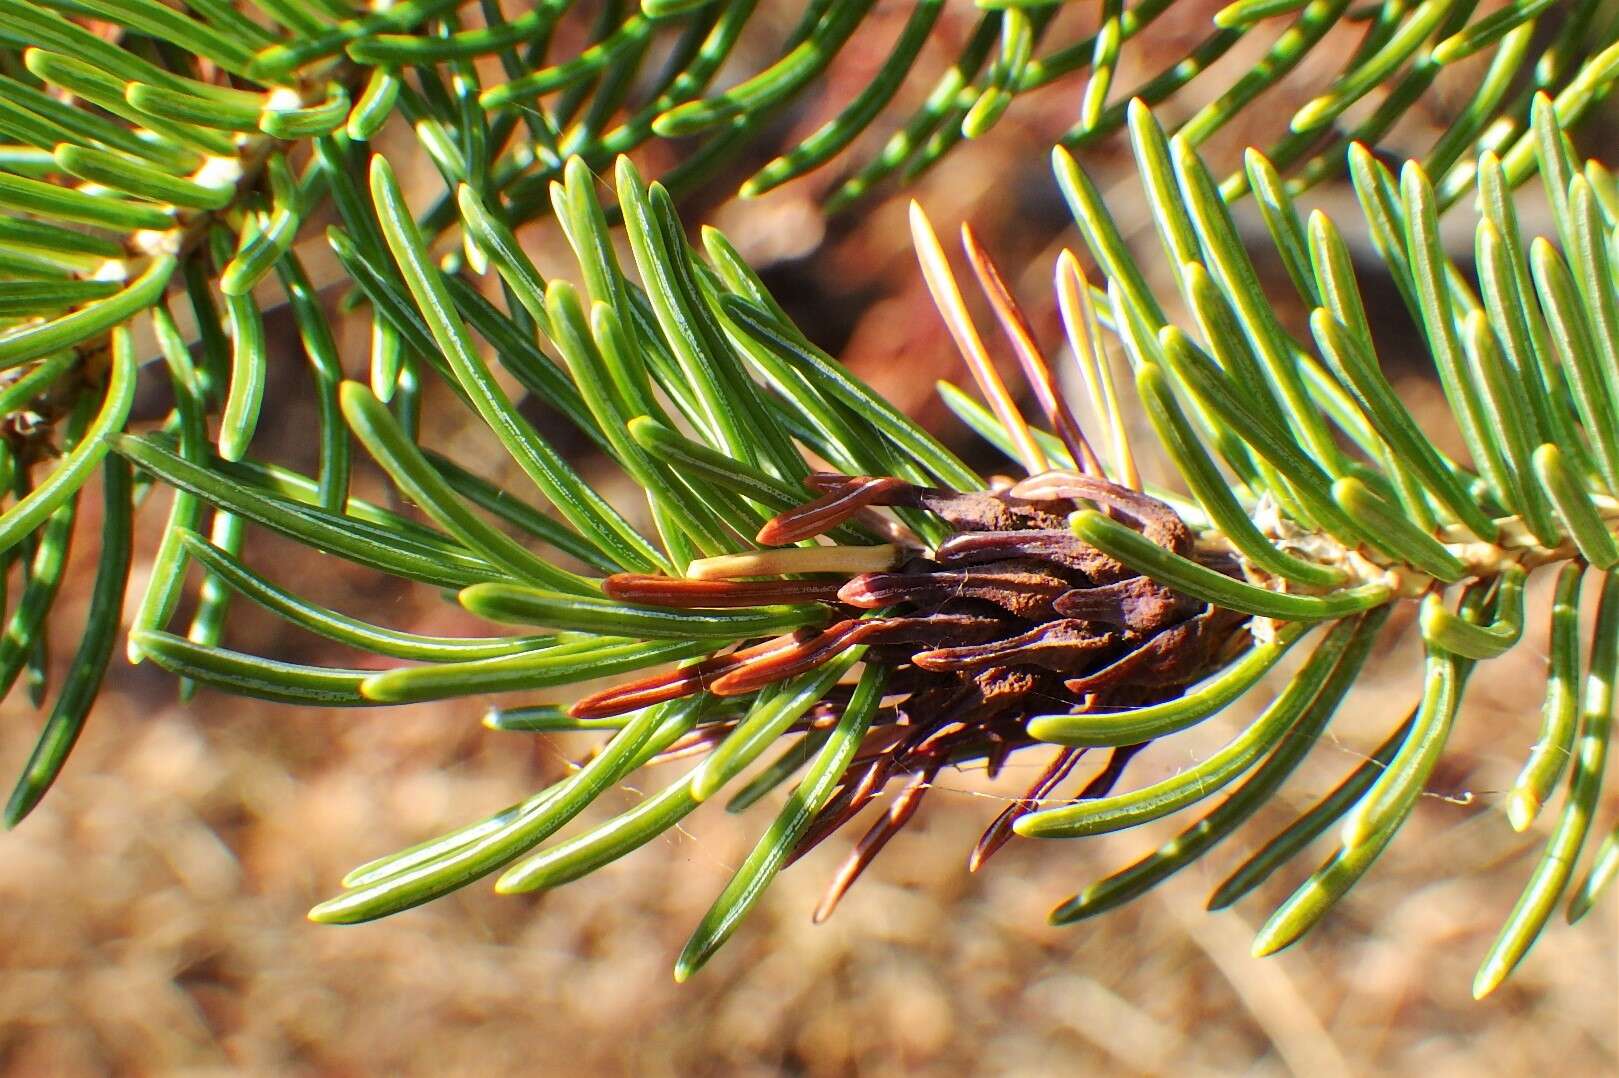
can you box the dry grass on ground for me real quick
[2,589,1614,1074]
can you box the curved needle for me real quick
[962,223,1104,475]
[910,200,1048,475]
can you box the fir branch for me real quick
[0,1,1616,991]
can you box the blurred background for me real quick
[2,2,1616,1073]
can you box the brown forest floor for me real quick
[2,4,1617,1074]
